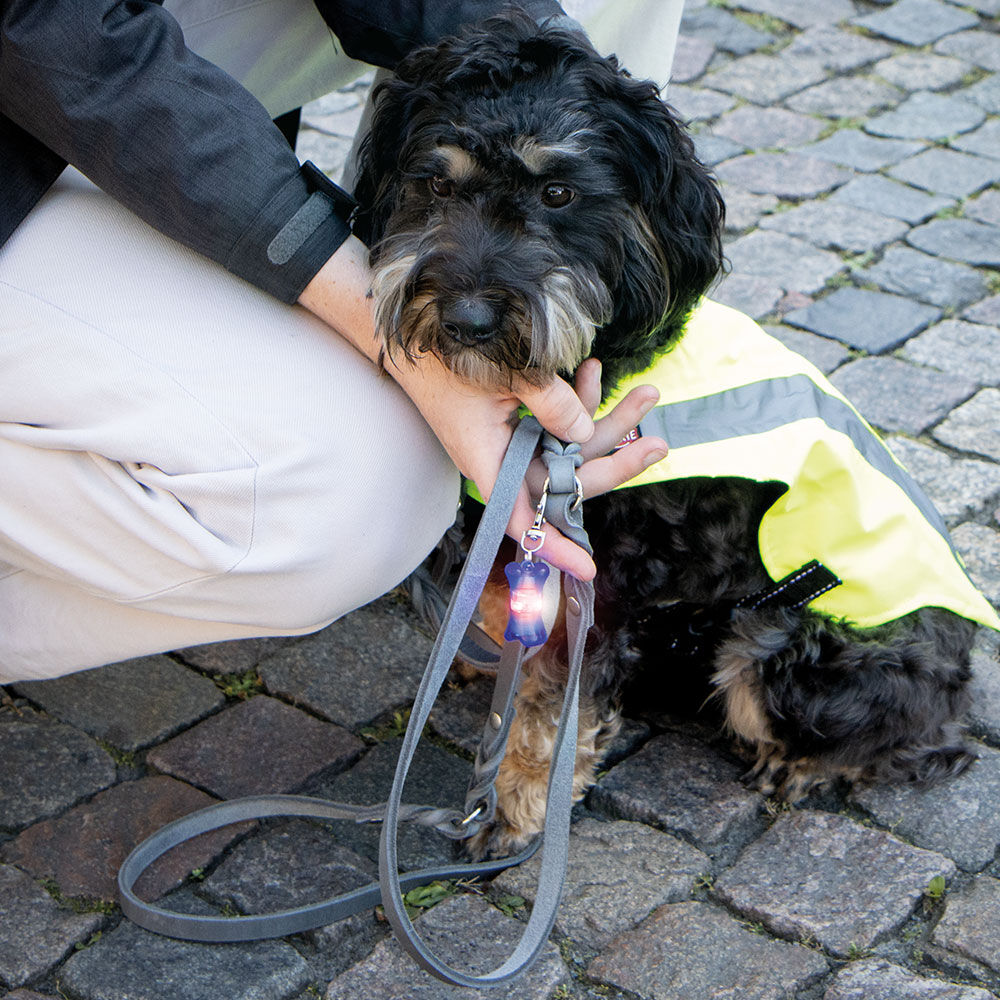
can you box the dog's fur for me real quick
[355,9,978,855]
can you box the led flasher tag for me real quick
[504,559,550,646]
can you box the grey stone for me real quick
[909,217,1000,266]
[13,656,223,752]
[824,957,997,999]
[965,295,1000,325]
[874,51,973,91]
[930,875,1000,978]
[147,697,363,799]
[724,231,845,295]
[670,34,715,83]
[259,597,433,729]
[804,130,926,171]
[830,174,955,224]
[759,201,908,253]
[862,247,989,310]
[587,900,827,999]
[887,436,1000,523]
[786,76,904,117]
[936,30,1000,72]
[665,85,737,123]
[0,864,104,990]
[785,24,895,71]
[0,711,115,831]
[967,189,1000,226]
[302,90,364,118]
[299,103,364,139]
[680,6,777,56]
[961,73,1000,114]
[716,152,851,198]
[830,357,975,435]
[714,810,956,957]
[945,0,1000,12]
[953,119,1000,161]
[890,149,1000,199]
[59,918,310,1000]
[324,893,567,999]
[764,324,852,373]
[707,54,829,104]
[785,288,941,353]
[720,185,780,232]
[935,390,1000,462]
[175,636,297,676]
[726,0,856,29]
[851,743,1000,872]
[712,272,784,319]
[493,818,711,950]
[967,631,1000,744]
[952,523,1000,605]
[294,128,352,182]
[693,131,746,167]
[903,320,1000,386]
[853,0,979,46]
[428,673,494,753]
[867,91,986,141]
[588,729,764,863]
[713,106,825,149]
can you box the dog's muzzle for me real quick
[439,296,504,346]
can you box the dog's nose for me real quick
[440,297,501,345]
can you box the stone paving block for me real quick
[670,34,715,83]
[785,288,941,353]
[934,389,1000,462]
[786,76,904,117]
[306,738,470,871]
[910,216,1000,267]
[930,876,1000,979]
[868,92,986,142]
[1,776,246,903]
[679,6,777,56]
[693,132,746,167]
[966,190,1000,227]
[759,201,908,253]
[850,743,1000,872]
[936,29,1000,72]
[765,324,852,373]
[588,729,765,863]
[785,24,894,71]
[830,357,976,435]
[903,320,1000,386]
[949,0,1000,12]
[714,810,957,957]
[724,231,845,294]
[586,900,828,999]
[824,956,998,999]
[147,697,363,799]
[874,51,973,91]
[5,992,62,1000]
[713,107,826,149]
[0,710,116,831]
[952,523,1000,605]
[962,74,1000,114]
[804,130,925,172]
[862,247,989,310]
[853,0,979,46]
[887,436,1000,523]
[295,128,352,180]
[200,820,383,980]
[890,149,1000,199]
[59,918,310,1000]
[830,174,955,224]
[13,656,223,752]
[965,295,1000,325]
[666,84,737,123]
[967,631,1000,745]
[324,893,567,999]
[707,54,829,105]
[258,597,433,729]
[493,818,711,951]
[727,0,855,29]
[175,636,297,676]
[716,152,851,199]
[0,864,104,990]
[427,673,494,753]
[720,186,780,232]
[712,272,784,319]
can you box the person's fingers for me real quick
[576,436,668,499]
[516,374,595,444]
[506,485,597,580]
[580,383,661,461]
[573,357,603,416]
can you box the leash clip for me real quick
[519,479,550,560]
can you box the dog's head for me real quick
[354,8,725,393]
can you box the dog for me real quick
[353,8,988,856]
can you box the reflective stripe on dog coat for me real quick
[599,298,1000,632]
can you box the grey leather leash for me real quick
[118,415,595,988]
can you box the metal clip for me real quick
[519,480,550,561]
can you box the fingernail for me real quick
[568,413,595,442]
[644,449,668,468]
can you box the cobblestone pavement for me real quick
[4,1,1000,998]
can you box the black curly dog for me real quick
[353,8,977,855]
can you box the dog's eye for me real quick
[541,183,574,208]
[429,176,455,198]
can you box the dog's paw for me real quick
[464,811,537,861]
[742,747,849,802]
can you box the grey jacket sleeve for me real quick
[0,0,350,303]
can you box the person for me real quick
[0,0,682,682]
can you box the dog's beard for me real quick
[369,228,614,388]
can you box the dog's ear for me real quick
[591,67,725,370]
